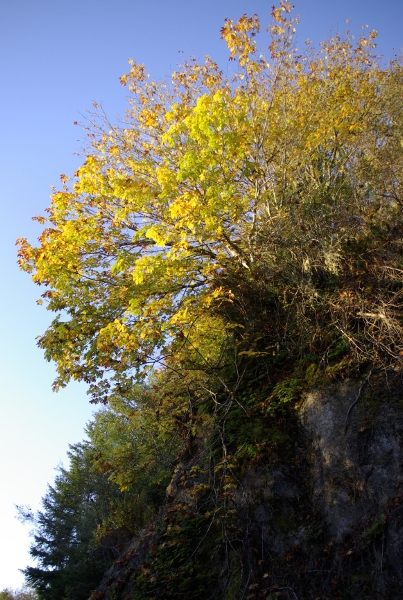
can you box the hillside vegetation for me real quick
[18,3,403,598]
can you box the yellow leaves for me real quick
[220,14,260,66]
[126,61,146,82]
[18,3,401,403]
[169,193,199,222]
[145,225,168,246]
[97,319,135,353]
[238,349,269,358]
[201,286,226,309]
[170,306,189,328]
[139,107,159,128]
[156,164,176,192]
[132,257,148,285]
[84,155,96,166]
[164,110,175,124]
[109,146,120,156]
[32,214,46,224]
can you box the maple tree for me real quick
[18,2,403,406]
[18,5,403,599]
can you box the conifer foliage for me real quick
[19,402,171,600]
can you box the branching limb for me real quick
[344,367,382,435]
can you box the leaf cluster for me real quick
[18,2,403,404]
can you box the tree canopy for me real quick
[18,1,403,404]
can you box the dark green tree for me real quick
[19,397,172,600]
[0,589,38,600]
[19,442,129,600]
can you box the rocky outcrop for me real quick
[300,381,403,542]
[300,379,403,592]
[89,525,158,600]
[90,376,403,599]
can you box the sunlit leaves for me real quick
[18,3,403,401]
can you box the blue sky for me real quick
[1,0,402,590]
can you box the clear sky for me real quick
[1,0,402,590]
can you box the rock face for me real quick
[89,525,157,600]
[300,382,403,543]
[90,377,403,599]
[300,380,403,589]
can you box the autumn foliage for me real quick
[18,2,403,406]
[18,5,403,596]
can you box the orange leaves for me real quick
[220,14,260,66]
[271,1,293,22]
[267,1,299,59]
[138,106,159,128]
[32,214,46,224]
[120,61,146,89]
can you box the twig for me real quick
[276,587,299,600]
[344,367,381,434]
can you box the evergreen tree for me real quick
[0,589,38,600]
[20,442,128,600]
